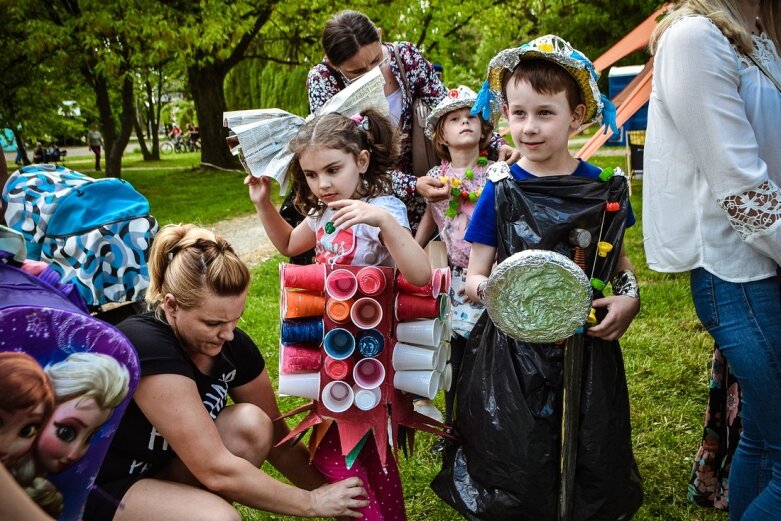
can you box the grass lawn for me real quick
[69,150,725,520]
[63,151,259,226]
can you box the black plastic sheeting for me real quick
[432,173,643,520]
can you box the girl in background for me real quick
[415,86,494,425]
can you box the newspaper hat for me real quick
[425,86,478,139]
[471,34,617,133]
[223,67,389,195]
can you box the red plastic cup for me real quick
[323,356,354,380]
[356,266,386,296]
[281,345,322,374]
[395,271,435,296]
[326,269,358,301]
[282,264,326,291]
[395,293,439,321]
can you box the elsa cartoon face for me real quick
[36,396,111,473]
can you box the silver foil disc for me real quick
[485,250,592,343]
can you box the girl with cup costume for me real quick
[432,35,643,520]
[415,85,495,425]
[246,107,432,520]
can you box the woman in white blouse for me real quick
[644,1,781,519]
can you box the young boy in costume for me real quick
[432,35,643,520]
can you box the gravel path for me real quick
[207,212,280,268]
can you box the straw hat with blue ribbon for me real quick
[471,34,617,134]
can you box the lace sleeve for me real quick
[718,179,781,263]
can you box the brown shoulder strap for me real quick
[392,43,412,97]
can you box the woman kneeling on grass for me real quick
[83,223,367,520]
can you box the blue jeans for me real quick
[690,268,781,520]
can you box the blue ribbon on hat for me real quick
[471,80,494,121]
[601,94,618,135]
[571,50,600,82]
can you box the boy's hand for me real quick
[497,144,520,165]
[245,175,272,208]
[586,295,640,341]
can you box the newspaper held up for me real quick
[224,67,388,195]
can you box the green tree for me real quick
[0,0,85,166]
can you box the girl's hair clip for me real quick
[350,113,370,131]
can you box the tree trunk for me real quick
[106,75,137,178]
[134,117,153,161]
[11,127,30,166]
[188,62,237,169]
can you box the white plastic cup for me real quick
[353,385,382,411]
[393,370,439,400]
[323,328,356,360]
[441,316,453,342]
[395,318,443,347]
[392,342,438,371]
[442,363,453,392]
[353,358,386,389]
[350,297,383,329]
[436,342,450,372]
[326,269,358,301]
[321,380,354,413]
[278,372,321,401]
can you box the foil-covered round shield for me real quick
[485,250,592,343]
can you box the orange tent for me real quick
[576,4,672,160]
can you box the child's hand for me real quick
[245,175,272,208]
[497,144,520,165]
[329,199,388,229]
[416,176,450,203]
[458,287,480,306]
[586,295,640,341]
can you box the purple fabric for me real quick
[0,260,139,520]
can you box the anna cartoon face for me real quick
[0,352,54,470]
[0,402,47,469]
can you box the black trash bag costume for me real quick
[432,171,643,520]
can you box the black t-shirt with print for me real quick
[94,312,265,486]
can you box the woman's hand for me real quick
[586,296,640,341]
[416,176,449,203]
[497,144,520,165]
[245,175,273,208]
[309,477,368,518]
